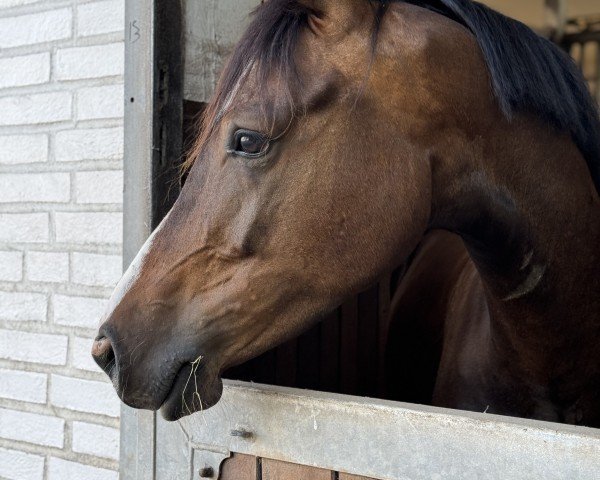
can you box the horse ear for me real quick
[300,0,372,31]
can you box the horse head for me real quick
[92,0,446,420]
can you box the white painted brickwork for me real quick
[0,368,47,404]
[0,53,50,89]
[0,0,124,477]
[0,447,45,480]
[0,134,48,165]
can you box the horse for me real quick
[92,0,600,426]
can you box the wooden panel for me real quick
[319,309,340,392]
[339,474,377,480]
[377,278,392,396]
[253,349,277,385]
[357,286,379,397]
[296,323,321,390]
[339,297,359,394]
[275,338,298,387]
[261,458,332,480]
[220,454,257,480]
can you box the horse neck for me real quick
[429,115,600,376]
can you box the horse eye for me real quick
[230,130,270,158]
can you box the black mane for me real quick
[405,0,600,192]
[190,0,600,193]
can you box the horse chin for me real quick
[159,362,223,421]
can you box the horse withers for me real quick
[93,0,600,426]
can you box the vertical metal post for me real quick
[122,0,156,478]
[122,0,183,478]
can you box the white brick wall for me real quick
[53,294,106,329]
[0,9,72,49]
[0,368,47,403]
[77,0,124,37]
[0,292,46,321]
[72,252,122,287]
[0,251,23,282]
[0,53,50,89]
[0,329,67,365]
[0,447,45,480]
[0,408,64,448]
[77,85,124,121]
[27,251,70,283]
[0,134,48,164]
[0,91,73,126]
[55,127,123,162]
[75,170,123,204]
[72,422,119,460]
[0,213,50,243]
[48,457,117,480]
[55,43,123,80]
[50,375,120,417]
[0,173,70,203]
[55,212,123,244]
[0,0,124,476]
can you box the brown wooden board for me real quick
[339,296,359,395]
[261,458,332,480]
[339,474,378,480]
[275,337,298,387]
[377,278,392,395]
[296,321,321,390]
[319,309,340,392]
[219,454,257,480]
[357,286,380,397]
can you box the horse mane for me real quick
[186,0,600,194]
[408,0,600,193]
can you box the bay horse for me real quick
[93,0,600,426]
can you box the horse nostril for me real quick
[92,336,116,378]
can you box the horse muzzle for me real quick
[92,327,223,420]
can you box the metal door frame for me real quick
[121,1,599,479]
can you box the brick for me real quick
[0,368,47,404]
[53,294,106,329]
[0,9,71,49]
[0,329,67,365]
[0,173,70,203]
[0,291,46,322]
[27,251,69,283]
[50,375,120,417]
[75,170,123,204]
[0,0,42,8]
[48,457,117,480]
[0,408,64,448]
[55,212,122,245]
[72,421,119,460]
[0,250,23,281]
[0,134,48,165]
[72,252,122,287]
[55,127,123,162]
[77,0,124,37]
[0,447,44,480]
[71,336,102,372]
[0,53,50,89]
[77,84,124,120]
[0,92,72,127]
[0,213,49,243]
[55,43,124,80]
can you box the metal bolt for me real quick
[199,466,214,478]
[230,429,253,439]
